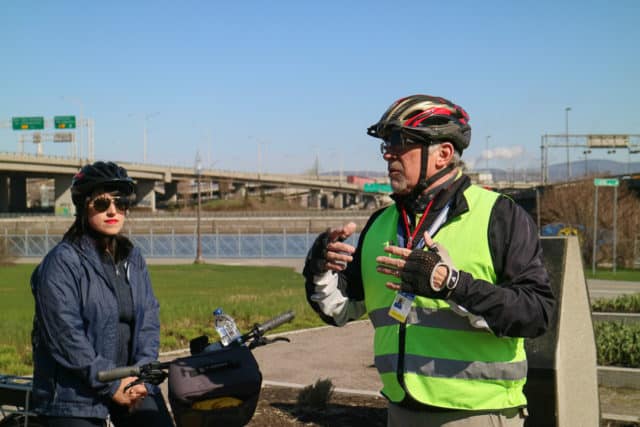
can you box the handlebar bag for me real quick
[168,344,262,427]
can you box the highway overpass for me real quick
[0,153,390,215]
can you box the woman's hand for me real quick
[112,376,148,408]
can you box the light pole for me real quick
[583,150,591,176]
[565,107,571,180]
[194,151,204,264]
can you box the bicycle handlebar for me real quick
[97,310,295,383]
[97,365,141,383]
[241,310,295,342]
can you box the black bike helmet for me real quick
[367,95,471,196]
[71,161,135,208]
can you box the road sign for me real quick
[364,182,392,193]
[12,116,44,130]
[54,115,76,129]
[593,178,619,187]
[54,132,75,143]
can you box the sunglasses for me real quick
[89,196,130,213]
[379,130,424,155]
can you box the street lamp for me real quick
[565,107,571,180]
[583,150,591,176]
[194,151,204,264]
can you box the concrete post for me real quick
[0,174,8,213]
[54,175,74,217]
[164,181,179,205]
[234,183,246,199]
[9,175,27,212]
[332,192,344,209]
[308,189,321,209]
[135,180,156,212]
[524,236,599,426]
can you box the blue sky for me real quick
[1,1,639,175]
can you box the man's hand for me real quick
[323,222,357,272]
[376,231,459,299]
[111,376,148,408]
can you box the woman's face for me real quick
[86,192,128,236]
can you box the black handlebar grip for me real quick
[97,366,141,382]
[257,310,295,334]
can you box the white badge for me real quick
[388,291,415,323]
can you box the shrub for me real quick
[592,293,640,313]
[594,321,640,368]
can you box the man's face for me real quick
[383,145,423,195]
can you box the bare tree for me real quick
[539,178,640,268]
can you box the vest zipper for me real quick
[397,322,407,391]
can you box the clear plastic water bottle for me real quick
[213,308,242,346]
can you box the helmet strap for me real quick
[411,144,455,199]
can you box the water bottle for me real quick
[213,308,242,346]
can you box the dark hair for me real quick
[63,188,133,262]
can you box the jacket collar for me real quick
[393,173,472,218]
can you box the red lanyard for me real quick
[401,198,435,249]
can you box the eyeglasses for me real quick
[380,135,422,156]
[89,196,130,213]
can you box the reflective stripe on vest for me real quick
[361,184,527,410]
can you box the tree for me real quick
[539,178,640,268]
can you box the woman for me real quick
[30,161,173,427]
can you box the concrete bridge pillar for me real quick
[234,183,246,199]
[0,174,8,213]
[9,175,27,212]
[54,176,74,217]
[331,192,344,209]
[308,189,322,209]
[164,182,178,205]
[135,180,156,211]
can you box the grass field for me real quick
[0,263,325,375]
[2,263,639,375]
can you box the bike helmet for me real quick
[367,94,471,153]
[71,161,135,208]
[367,95,471,196]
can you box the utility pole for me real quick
[485,135,491,171]
[194,151,204,264]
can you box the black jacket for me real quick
[304,175,554,338]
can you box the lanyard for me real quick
[399,201,451,250]
[400,199,434,249]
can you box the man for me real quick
[303,95,554,426]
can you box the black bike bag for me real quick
[168,344,262,427]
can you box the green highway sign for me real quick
[54,115,76,129]
[12,116,44,130]
[364,182,392,193]
[594,178,619,187]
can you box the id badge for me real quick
[388,291,415,323]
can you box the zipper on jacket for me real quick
[397,322,407,391]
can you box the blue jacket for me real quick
[30,235,161,418]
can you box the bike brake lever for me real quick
[123,378,143,392]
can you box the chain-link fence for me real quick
[2,229,359,259]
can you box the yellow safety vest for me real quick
[361,185,527,410]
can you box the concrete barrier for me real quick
[524,236,600,426]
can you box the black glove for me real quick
[399,247,460,299]
[304,230,331,275]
